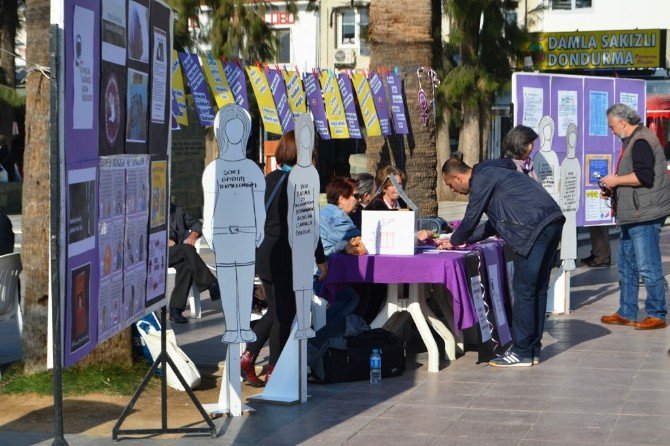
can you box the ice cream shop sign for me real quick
[525,29,666,71]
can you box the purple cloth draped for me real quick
[178,52,215,126]
[337,73,362,139]
[479,241,512,345]
[223,61,249,111]
[385,73,409,135]
[267,68,294,134]
[368,72,392,135]
[321,251,477,332]
[303,73,331,140]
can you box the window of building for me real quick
[338,8,370,56]
[274,28,291,64]
[551,0,592,10]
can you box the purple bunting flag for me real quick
[385,72,409,135]
[178,52,215,126]
[303,73,331,140]
[337,73,362,139]
[368,72,392,136]
[223,60,249,111]
[267,68,294,133]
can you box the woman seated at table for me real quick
[366,165,408,210]
[314,177,364,318]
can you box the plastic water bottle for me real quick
[370,349,382,383]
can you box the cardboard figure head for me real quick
[214,104,251,158]
[294,113,314,167]
[566,123,578,158]
[538,115,554,149]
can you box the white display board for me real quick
[361,210,416,255]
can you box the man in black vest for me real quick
[599,104,670,330]
[168,204,220,323]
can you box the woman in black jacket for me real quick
[241,131,326,386]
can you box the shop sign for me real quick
[524,29,665,71]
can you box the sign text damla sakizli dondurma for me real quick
[530,29,664,71]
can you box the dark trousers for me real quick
[588,226,611,260]
[247,277,295,364]
[511,222,563,359]
[168,244,217,311]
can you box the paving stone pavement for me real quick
[2,219,670,445]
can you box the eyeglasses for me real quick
[352,193,362,200]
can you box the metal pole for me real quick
[49,22,68,446]
[161,306,168,430]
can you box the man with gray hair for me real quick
[599,103,670,330]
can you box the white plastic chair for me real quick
[168,239,205,318]
[0,252,22,336]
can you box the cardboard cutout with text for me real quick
[559,122,581,270]
[202,104,266,344]
[533,115,561,203]
[287,114,320,339]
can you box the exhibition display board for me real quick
[512,72,646,227]
[61,0,172,368]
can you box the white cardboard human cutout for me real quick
[559,122,581,271]
[202,104,266,344]
[533,115,560,203]
[287,114,320,340]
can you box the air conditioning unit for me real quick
[334,48,356,66]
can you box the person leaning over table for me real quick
[598,103,670,331]
[437,156,565,367]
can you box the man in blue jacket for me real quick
[438,154,564,367]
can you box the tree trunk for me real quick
[479,97,492,161]
[368,0,441,216]
[22,0,132,373]
[22,0,52,374]
[435,106,454,202]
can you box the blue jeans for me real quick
[511,221,563,359]
[616,217,667,321]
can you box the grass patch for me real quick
[0,361,159,396]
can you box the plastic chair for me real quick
[167,239,206,318]
[0,252,22,336]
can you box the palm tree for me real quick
[441,0,536,169]
[367,0,443,216]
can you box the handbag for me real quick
[136,320,201,391]
[320,328,406,383]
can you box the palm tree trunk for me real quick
[22,0,53,374]
[22,0,130,373]
[368,0,441,216]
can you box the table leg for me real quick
[408,284,440,373]
[370,283,400,329]
[432,289,464,354]
[418,289,456,361]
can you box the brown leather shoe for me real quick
[635,317,667,330]
[601,313,636,326]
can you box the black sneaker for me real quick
[169,308,188,324]
[489,350,532,367]
[209,282,221,301]
[581,254,595,264]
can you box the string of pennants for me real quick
[171,50,410,138]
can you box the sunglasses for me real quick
[352,193,362,200]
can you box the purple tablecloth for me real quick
[321,250,478,331]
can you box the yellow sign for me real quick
[526,29,664,71]
[171,50,188,125]
[283,70,307,114]
[246,66,283,135]
[352,72,382,137]
[200,53,235,109]
[150,160,167,228]
[319,70,349,139]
